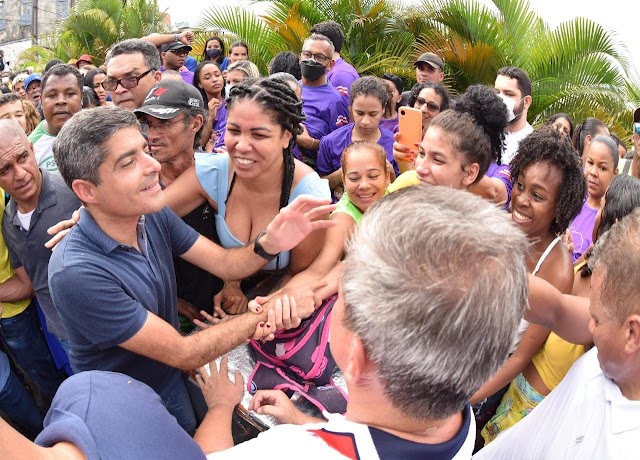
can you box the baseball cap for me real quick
[415,52,444,69]
[160,41,192,53]
[76,54,92,65]
[24,73,42,90]
[634,107,640,124]
[134,79,203,120]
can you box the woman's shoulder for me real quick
[538,240,574,293]
[194,152,231,198]
[291,160,330,199]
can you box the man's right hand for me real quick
[249,390,310,425]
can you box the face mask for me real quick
[497,93,524,124]
[300,60,327,82]
[206,48,222,59]
[225,84,232,95]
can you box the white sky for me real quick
[158,0,639,77]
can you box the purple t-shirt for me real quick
[486,162,513,209]
[316,123,398,176]
[212,99,228,150]
[300,82,350,162]
[380,116,399,134]
[569,200,598,263]
[327,57,359,91]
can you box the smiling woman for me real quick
[164,78,330,311]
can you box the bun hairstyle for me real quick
[428,84,507,182]
[227,78,305,209]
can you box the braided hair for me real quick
[227,78,305,209]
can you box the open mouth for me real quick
[512,208,532,223]
[235,157,256,166]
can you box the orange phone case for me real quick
[397,106,423,148]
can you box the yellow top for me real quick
[387,170,420,193]
[531,332,586,391]
[0,189,31,318]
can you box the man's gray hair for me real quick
[106,39,161,71]
[53,106,140,189]
[590,208,640,323]
[303,34,335,58]
[342,185,530,421]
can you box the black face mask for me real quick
[300,60,326,81]
[206,49,222,59]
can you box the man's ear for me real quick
[72,179,98,205]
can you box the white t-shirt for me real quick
[209,408,476,460]
[502,123,533,165]
[17,208,34,231]
[473,348,640,459]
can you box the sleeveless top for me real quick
[195,152,330,271]
[511,237,562,352]
[332,193,364,223]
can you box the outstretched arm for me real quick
[525,275,592,345]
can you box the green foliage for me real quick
[19,0,169,68]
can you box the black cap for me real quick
[414,52,444,69]
[134,80,203,120]
[160,41,192,53]
[634,107,640,124]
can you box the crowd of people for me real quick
[0,20,639,459]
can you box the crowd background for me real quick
[7,0,640,147]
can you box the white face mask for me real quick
[497,93,526,125]
[225,84,232,95]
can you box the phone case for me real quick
[397,107,423,147]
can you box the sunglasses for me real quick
[415,98,440,113]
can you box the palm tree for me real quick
[403,0,635,133]
[19,0,169,68]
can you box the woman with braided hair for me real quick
[165,78,330,314]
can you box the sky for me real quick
[158,0,638,74]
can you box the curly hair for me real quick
[22,99,40,135]
[453,84,507,165]
[407,82,451,111]
[510,127,587,234]
[227,78,305,209]
[581,175,640,278]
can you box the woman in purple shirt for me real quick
[316,76,398,200]
[193,61,227,152]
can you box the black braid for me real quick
[227,78,306,209]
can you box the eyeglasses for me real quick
[139,115,186,135]
[169,49,189,57]
[634,122,640,136]
[300,50,330,65]
[415,98,440,113]
[102,69,155,91]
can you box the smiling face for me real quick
[352,95,384,138]
[41,74,83,135]
[0,134,42,212]
[584,141,617,201]
[510,161,562,239]
[224,99,291,179]
[413,88,443,132]
[415,126,477,189]
[86,127,164,218]
[197,63,224,98]
[342,146,389,213]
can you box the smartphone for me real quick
[397,107,423,148]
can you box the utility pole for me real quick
[32,0,39,45]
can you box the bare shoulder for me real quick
[537,241,575,294]
[291,159,318,187]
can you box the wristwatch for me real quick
[253,230,279,261]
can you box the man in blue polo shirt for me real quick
[48,106,332,434]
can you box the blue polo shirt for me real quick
[48,206,199,399]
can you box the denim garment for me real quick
[0,350,44,435]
